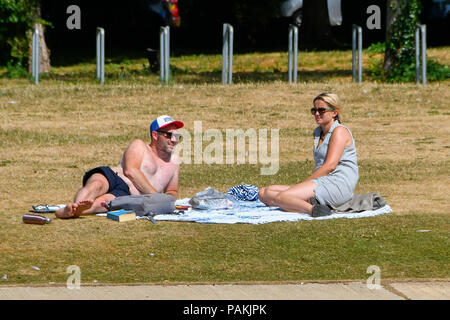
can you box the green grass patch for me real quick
[0,213,447,284]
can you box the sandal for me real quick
[30,204,66,213]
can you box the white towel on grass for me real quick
[153,198,392,224]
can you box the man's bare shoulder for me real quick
[124,138,149,152]
[127,138,147,147]
[170,153,181,167]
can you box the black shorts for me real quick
[82,166,131,197]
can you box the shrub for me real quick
[0,0,49,77]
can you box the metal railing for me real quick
[160,26,170,84]
[288,24,298,84]
[96,27,105,85]
[30,23,434,87]
[415,24,427,85]
[32,26,39,84]
[222,23,234,85]
[352,25,362,83]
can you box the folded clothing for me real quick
[226,184,259,201]
[105,193,175,217]
[330,193,387,212]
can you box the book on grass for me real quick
[106,209,136,222]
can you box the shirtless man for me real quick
[55,115,184,219]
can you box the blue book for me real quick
[106,209,136,222]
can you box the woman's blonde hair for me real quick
[313,92,343,123]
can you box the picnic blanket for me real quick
[36,185,392,224]
[152,198,392,224]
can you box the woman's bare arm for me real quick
[304,126,352,181]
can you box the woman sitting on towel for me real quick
[258,92,358,217]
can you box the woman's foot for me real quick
[311,204,332,217]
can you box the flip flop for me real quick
[30,204,66,213]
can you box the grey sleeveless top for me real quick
[312,120,359,203]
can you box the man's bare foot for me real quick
[55,203,76,219]
[55,200,94,219]
[74,199,94,216]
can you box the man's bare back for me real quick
[55,116,183,219]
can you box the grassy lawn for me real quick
[0,48,449,285]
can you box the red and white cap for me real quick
[150,115,184,135]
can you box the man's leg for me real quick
[73,173,109,202]
[56,173,111,218]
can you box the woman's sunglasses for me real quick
[310,107,335,115]
[156,130,183,142]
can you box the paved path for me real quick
[0,280,448,300]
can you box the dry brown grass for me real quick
[0,49,448,284]
[0,79,449,216]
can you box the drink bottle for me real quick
[23,214,52,225]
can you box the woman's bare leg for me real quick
[272,181,317,214]
[258,185,291,206]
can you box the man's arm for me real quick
[122,139,159,194]
[164,164,179,199]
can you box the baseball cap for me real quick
[150,115,184,135]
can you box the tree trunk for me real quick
[28,1,50,73]
[383,0,400,73]
[28,23,51,73]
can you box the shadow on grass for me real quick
[17,68,160,84]
[171,68,353,84]
[49,48,148,67]
[1,63,353,84]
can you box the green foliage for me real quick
[367,1,450,83]
[0,0,45,76]
[5,60,30,78]
[384,0,422,82]
[426,60,450,80]
[366,42,386,54]
[368,42,450,82]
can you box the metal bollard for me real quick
[288,24,298,84]
[352,25,362,83]
[415,24,427,85]
[32,26,39,84]
[160,26,170,84]
[96,27,105,85]
[222,23,234,85]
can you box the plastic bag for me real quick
[189,187,233,210]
